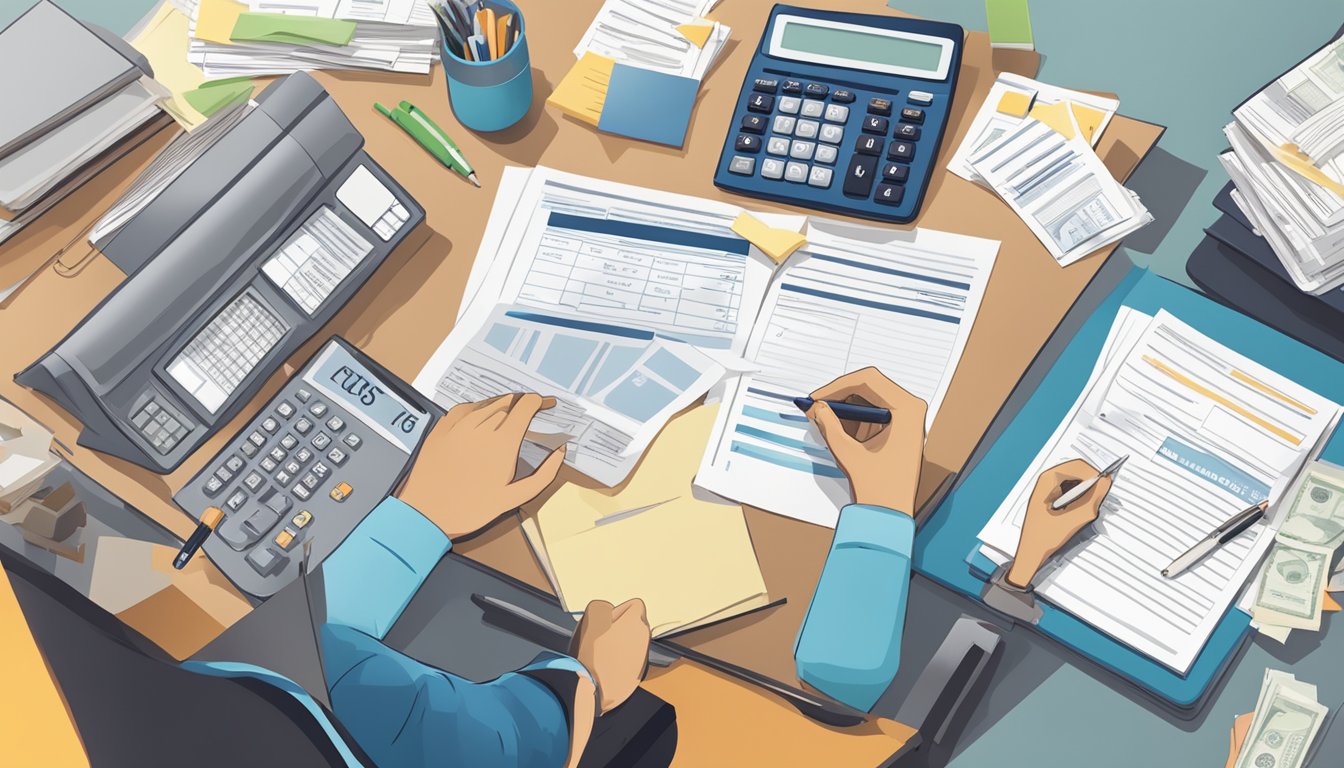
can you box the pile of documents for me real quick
[548,0,730,147]
[129,1,255,130]
[1245,461,1344,643]
[1231,670,1330,768]
[977,308,1342,673]
[1220,36,1344,295]
[183,0,439,78]
[950,73,1150,266]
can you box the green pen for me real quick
[375,100,480,187]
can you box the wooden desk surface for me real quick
[0,0,1160,708]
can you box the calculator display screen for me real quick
[304,343,428,453]
[770,16,953,79]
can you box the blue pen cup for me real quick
[441,0,531,132]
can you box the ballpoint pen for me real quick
[792,397,891,424]
[1162,500,1269,578]
[174,506,223,569]
[374,100,480,187]
[1050,454,1129,510]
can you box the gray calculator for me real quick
[174,337,442,597]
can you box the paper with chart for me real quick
[977,310,1341,673]
[695,222,999,528]
[968,117,1151,267]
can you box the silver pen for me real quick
[1050,455,1129,510]
[1161,500,1269,578]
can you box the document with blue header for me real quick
[977,309,1341,673]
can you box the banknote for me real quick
[1235,672,1327,768]
[1330,560,1344,593]
[1251,541,1328,630]
[1277,463,1344,553]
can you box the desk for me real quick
[0,0,1160,757]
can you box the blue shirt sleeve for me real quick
[319,497,594,768]
[794,503,914,712]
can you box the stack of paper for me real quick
[959,79,1150,267]
[183,0,439,78]
[522,405,770,636]
[549,0,730,147]
[129,1,254,130]
[977,309,1342,673]
[1220,36,1344,295]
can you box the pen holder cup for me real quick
[441,0,531,132]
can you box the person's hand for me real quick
[570,599,650,713]
[398,393,566,539]
[1005,459,1112,589]
[806,367,927,514]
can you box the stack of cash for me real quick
[1233,670,1329,768]
[1219,36,1344,295]
[1250,462,1344,642]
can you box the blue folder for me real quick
[914,266,1344,713]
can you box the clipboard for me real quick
[913,264,1344,717]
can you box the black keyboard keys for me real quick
[874,183,905,206]
[782,79,802,94]
[804,82,829,99]
[832,89,855,103]
[843,154,879,198]
[747,93,774,113]
[894,123,920,141]
[868,97,893,116]
[753,77,779,93]
[862,116,889,134]
[900,107,925,124]
[882,163,909,182]
[735,134,762,153]
[741,114,767,133]
[854,135,882,156]
[888,141,915,163]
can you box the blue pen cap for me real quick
[794,504,915,712]
[440,0,531,132]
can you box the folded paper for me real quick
[996,90,1033,117]
[676,22,714,49]
[731,211,807,265]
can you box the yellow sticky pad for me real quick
[676,22,713,48]
[996,90,1033,117]
[731,212,806,265]
[547,53,616,126]
[1070,102,1107,144]
[1029,99,1076,140]
[195,0,248,45]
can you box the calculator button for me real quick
[204,476,224,496]
[854,135,882,156]
[843,155,879,197]
[261,456,279,472]
[728,156,756,176]
[275,470,293,486]
[824,104,849,123]
[778,96,801,115]
[815,145,839,165]
[908,90,934,106]
[301,474,320,490]
[246,547,283,576]
[295,417,313,435]
[274,528,297,551]
[784,162,809,183]
[800,100,825,119]
[894,123,921,141]
[145,402,161,416]
[789,140,815,160]
[259,487,292,516]
[747,93,774,113]
[832,89,855,103]
[248,431,266,447]
[343,433,362,450]
[227,491,247,511]
[863,116,889,134]
[807,166,834,189]
[276,402,295,419]
[309,402,328,418]
[887,141,915,163]
[213,467,234,484]
[295,447,313,465]
[900,107,925,124]
[782,79,802,94]
[241,440,258,457]
[795,120,819,140]
[819,124,844,144]
[772,115,796,135]
[761,158,785,179]
[261,417,279,434]
[741,114,766,133]
[312,432,332,450]
[225,455,245,473]
[133,409,151,428]
[734,134,762,153]
[292,510,312,528]
[874,183,906,206]
[868,97,893,116]
[295,388,312,403]
[766,137,790,156]
[285,461,301,475]
[280,434,298,450]
[327,447,348,466]
[293,485,312,501]
[753,77,779,93]
[325,417,345,433]
[244,472,265,492]
[882,163,910,182]
[330,482,354,502]
[312,462,330,479]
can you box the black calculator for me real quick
[714,5,963,224]
[174,337,442,597]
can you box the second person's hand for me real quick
[806,367,928,514]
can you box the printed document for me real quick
[977,310,1341,673]
[574,0,728,80]
[1234,36,1344,185]
[695,222,998,527]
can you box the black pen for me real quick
[174,506,223,569]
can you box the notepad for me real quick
[598,64,699,148]
[548,52,615,127]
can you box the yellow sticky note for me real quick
[547,52,616,126]
[1070,102,1107,145]
[996,90,1032,117]
[1028,99,1076,140]
[731,212,806,265]
[195,0,249,45]
[676,22,714,49]
[1272,143,1344,197]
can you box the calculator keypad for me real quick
[726,78,935,210]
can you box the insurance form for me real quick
[978,310,1341,673]
[695,222,999,527]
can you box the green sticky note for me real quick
[985,0,1034,50]
[230,12,357,46]
[182,79,255,117]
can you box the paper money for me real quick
[1235,670,1328,768]
[1252,541,1329,630]
[1277,463,1344,553]
[1251,463,1344,633]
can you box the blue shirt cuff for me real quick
[523,651,595,689]
[834,503,914,557]
[322,497,450,639]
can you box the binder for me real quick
[914,266,1344,716]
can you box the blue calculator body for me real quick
[714,6,963,224]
